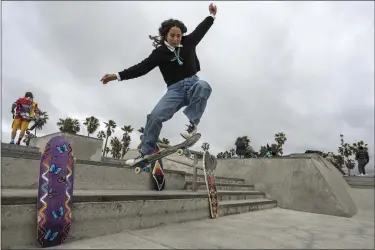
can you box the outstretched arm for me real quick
[184,3,217,46]
[101,49,159,84]
[118,50,159,81]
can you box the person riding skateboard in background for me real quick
[10,92,40,145]
[101,3,217,167]
[356,146,369,176]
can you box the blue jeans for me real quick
[141,75,212,155]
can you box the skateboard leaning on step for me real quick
[202,150,219,219]
[132,133,201,175]
[37,136,75,248]
[134,144,166,191]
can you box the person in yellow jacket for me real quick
[10,92,40,145]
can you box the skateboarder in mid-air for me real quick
[101,3,217,166]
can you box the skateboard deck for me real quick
[28,118,42,132]
[202,150,219,219]
[132,133,201,169]
[37,136,75,248]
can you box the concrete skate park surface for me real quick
[84,148,359,218]
[202,153,358,217]
[161,153,358,217]
[45,188,374,249]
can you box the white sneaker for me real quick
[125,153,146,165]
[180,122,197,139]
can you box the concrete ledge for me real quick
[1,189,276,249]
[1,189,267,205]
[29,132,103,161]
[1,156,186,191]
[346,178,375,189]
[185,173,245,184]
[1,143,39,153]
[212,154,358,218]
[2,149,245,189]
[185,181,254,191]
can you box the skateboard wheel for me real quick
[176,149,184,156]
[135,167,141,174]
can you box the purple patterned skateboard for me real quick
[37,136,75,248]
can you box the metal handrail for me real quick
[158,143,204,192]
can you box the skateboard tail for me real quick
[131,133,202,167]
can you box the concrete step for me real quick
[347,182,375,189]
[1,143,40,153]
[185,181,254,191]
[344,176,375,183]
[346,180,374,186]
[345,176,375,189]
[2,151,246,190]
[185,173,245,185]
[1,189,267,205]
[1,155,186,190]
[1,189,277,249]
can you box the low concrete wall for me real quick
[345,176,375,189]
[30,132,103,161]
[1,156,186,191]
[199,154,357,217]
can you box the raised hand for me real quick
[209,3,217,16]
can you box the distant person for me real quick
[356,146,369,176]
[10,92,39,145]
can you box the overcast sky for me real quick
[2,1,374,172]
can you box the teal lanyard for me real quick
[171,47,183,65]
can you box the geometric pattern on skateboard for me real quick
[202,150,219,219]
[132,133,201,169]
[134,144,166,191]
[37,136,75,248]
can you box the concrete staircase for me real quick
[1,143,277,249]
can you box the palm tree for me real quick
[158,137,170,145]
[120,125,134,159]
[33,111,49,136]
[229,148,235,157]
[83,116,100,137]
[338,134,354,175]
[201,142,210,151]
[97,130,106,140]
[161,138,170,145]
[56,117,80,134]
[110,136,122,159]
[274,132,287,156]
[235,136,250,157]
[137,127,145,150]
[103,120,117,157]
[217,152,225,159]
[105,146,110,157]
[351,140,368,155]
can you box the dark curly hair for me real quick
[149,19,187,48]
